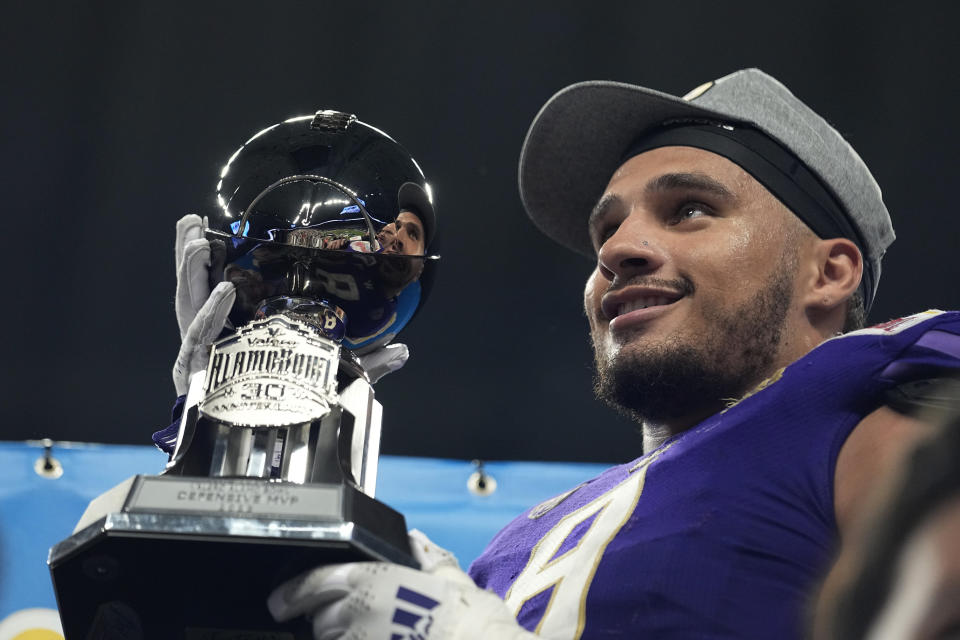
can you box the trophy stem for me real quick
[279,421,313,483]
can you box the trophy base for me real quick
[49,475,416,640]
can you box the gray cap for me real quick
[518,68,894,310]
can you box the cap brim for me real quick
[518,81,735,257]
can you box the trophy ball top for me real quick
[205,110,440,353]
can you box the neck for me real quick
[640,403,727,452]
[642,423,674,453]
[639,322,835,453]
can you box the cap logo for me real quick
[682,81,714,101]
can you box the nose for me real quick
[596,216,666,282]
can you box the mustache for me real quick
[604,275,695,297]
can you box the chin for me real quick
[592,326,781,427]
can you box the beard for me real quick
[592,258,795,427]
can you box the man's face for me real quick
[584,146,809,426]
[380,210,426,256]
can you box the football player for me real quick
[185,71,960,638]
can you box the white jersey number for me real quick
[504,445,671,639]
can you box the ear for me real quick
[801,237,863,320]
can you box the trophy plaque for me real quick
[49,110,439,639]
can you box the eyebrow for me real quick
[645,171,737,201]
[589,171,738,226]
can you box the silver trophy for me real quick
[49,111,439,639]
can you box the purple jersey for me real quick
[469,310,960,639]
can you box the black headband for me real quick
[622,123,872,303]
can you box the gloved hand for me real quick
[358,342,409,384]
[172,214,236,396]
[267,530,536,640]
[171,215,409,395]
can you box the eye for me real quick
[668,202,712,225]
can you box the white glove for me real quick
[172,281,236,395]
[172,214,236,396]
[175,214,217,339]
[358,343,409,384]
[268,530,536,640]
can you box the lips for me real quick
[617,296,677,315]
[600,287,685,324]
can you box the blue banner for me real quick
[0,440,607,636]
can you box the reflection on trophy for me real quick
[49,110,439,639]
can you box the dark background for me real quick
[3,1,958,463]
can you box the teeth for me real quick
[618,297,672,315]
